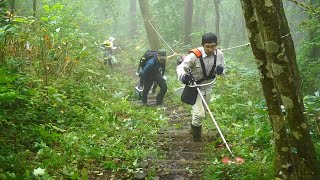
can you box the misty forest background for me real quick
[0,0,320,179]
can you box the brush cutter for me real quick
[184,71,245,164]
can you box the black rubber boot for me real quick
[191,124,202,142]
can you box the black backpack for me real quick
[137,50,158,73]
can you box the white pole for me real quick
[193,81,234,156]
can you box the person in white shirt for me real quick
[176,32,225,142]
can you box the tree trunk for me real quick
[0,0,8,63]
[272,0,303,99]
[9,0,15,15]
[129,0,137,38]
[309,0,320,59]
[183,0,193,46]
[214,0,220,44]
[309,31,320,59]
[251,0,319,179]
[33,0,36,17]
[240,0,297,179]
[138,0,160,50]
[200,2,207,29]
[194,5,200,29]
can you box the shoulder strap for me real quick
[208,54,217,77]
[189,48,218,84]
[189,48,206,77]
[189,48,202,58]
[195,50,218,84]
[198,56,207,77]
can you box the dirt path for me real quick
[146,97,216,179]
[123,66,216,179]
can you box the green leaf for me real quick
[41,17,49,22]
[13,17,26,23]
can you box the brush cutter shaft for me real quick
[194,81,233,156]
[174,79,215,92]
[188,78,216,88]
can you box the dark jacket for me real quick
[139,57,166,81]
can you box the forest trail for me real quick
[124,65,217,179]
[151,101,217,179]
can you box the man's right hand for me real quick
[182,74,192,84]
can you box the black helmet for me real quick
[201,32,217,45]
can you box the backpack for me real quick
[137,50,158,73]
[179,48,217,84]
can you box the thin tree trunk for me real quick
[10,0,15,15]
[200,2,207,29]
[194,5,200,29]
[129,0,137,38]
[183,0,193,46]
[309,31,320,59]
[138,0,160,50]
[33,0,36,17]
[214,0,220,44]
[272,0,303,99]
[309,0,320,59]
[0,1,8,63]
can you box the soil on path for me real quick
[124,60,218,179]
[144,96,217,180]
[97,65,218,179]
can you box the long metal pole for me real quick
[193,81,234,156]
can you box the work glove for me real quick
[216,65,224,75]
[181,74,192,85]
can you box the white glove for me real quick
[163,75,167,80]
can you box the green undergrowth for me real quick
[1,49,319,179]
[202,57,274,179]
[200,52,320,179]
[0,56,167,179]
[150,50,320,179]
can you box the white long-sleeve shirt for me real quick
[177,47,225,86]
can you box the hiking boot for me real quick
[191,124,202,142]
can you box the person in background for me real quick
[139,50,167,106]
[102,37,117,67]
[176,32,225,142]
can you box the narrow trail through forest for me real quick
[152,101,217,179]
[124,64,219,179]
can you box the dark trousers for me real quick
[142,74,167,104]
